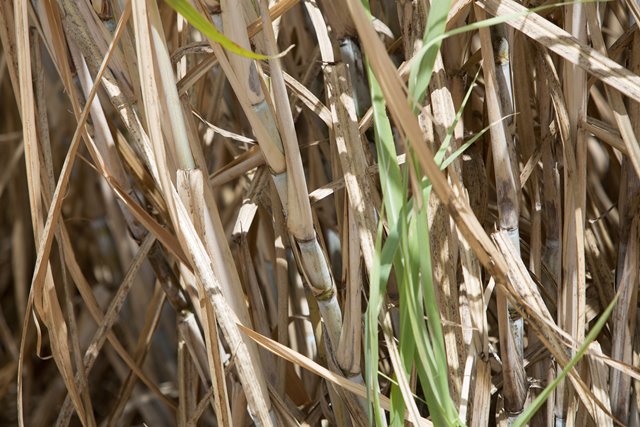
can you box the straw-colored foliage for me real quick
[1,0,639,425]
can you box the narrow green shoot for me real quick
[513,294,618,427]
[164,0,273,60]
[408,0,583,110]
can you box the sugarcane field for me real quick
[1,0,640,426]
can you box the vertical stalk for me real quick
[337,208,363,379]
[475,6,526,420]
[324,63,372,416]
[536,44,562,427]
[253,0,345,353]
[510,43,539,425]
[177,329,197,426]
[132,1,274,424]
[557,3,587,425]
[492,25,524,357]
[271,184,290,397]
[219,0,287,181]
[602,11,640,422]
[427,21,466,408]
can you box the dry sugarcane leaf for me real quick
[581,117,627,155]
[55,234,156,425]
[104,285,170,426]
[131,2,274,423]
[476,0,640,105]
[492,231,621,425]
[27,0,133,339]
[238,324,433,426]
[14,1,91,424]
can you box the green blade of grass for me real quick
[362,0,549,424]
[513,293,618,426]
[366,210,400,425]
[164,0,273,60]
[408,0,452,106]
[369,80,403,224]
[408,1,580,109]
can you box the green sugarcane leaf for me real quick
[408,1,581,108]
[164,0,274,60]
[408,0,452,107]
[366,208,400,425]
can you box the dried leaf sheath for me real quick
[131,1,273,423]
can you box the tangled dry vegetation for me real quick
[1,0,640,425]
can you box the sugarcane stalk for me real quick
[556,3,588,424]
[215,0,345,352]
[604,10,640,422]
[219,0,286,175]
[508,28,546,426]
[57,0,159,178]
[323,62,374,356]
[339,38,371,119]
[475,7,527,420]
[132,2,275,424]
[492,26,524,358]
[267,186,290,397]
[257,1,370,420]
[177,327,198,426]
[535,43,562,427]
[336,207,363,379]
[201,1,288,217]
[195,2,367,422]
